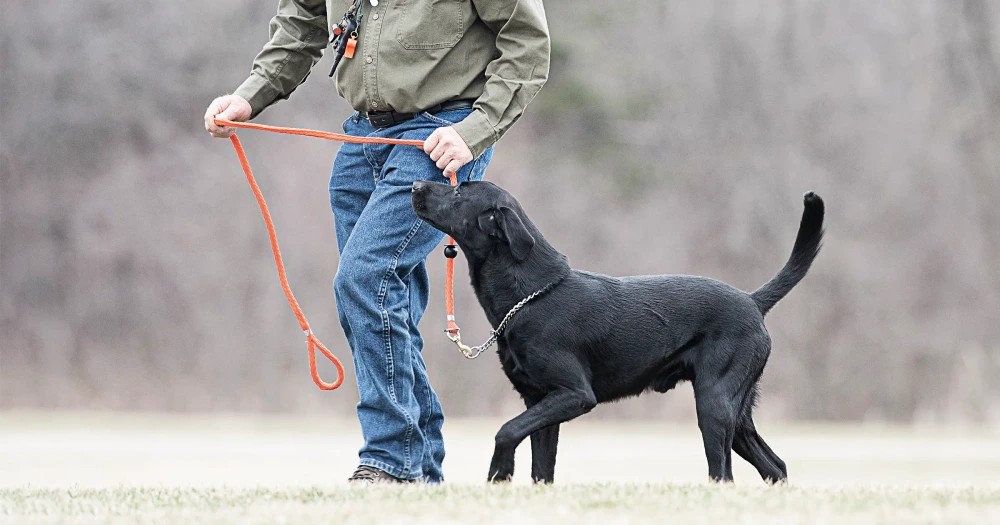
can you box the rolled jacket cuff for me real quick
[452,109,499,160]
[233,73,278,119]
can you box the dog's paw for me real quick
[487,448,515,483]
[488,470,513,483]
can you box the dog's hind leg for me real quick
[752,431,787,482]
[730,339,787,483]
[733,418,787,483]
[694,337,771,482]
[694,381,738,482]
[529,424,560,483]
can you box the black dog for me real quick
[412,180,823,484]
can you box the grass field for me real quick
[1,412,998,524]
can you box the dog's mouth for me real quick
[411,183,429,214]
[412,180,473,240]
[411,182,445,231]
[411,194,427,215]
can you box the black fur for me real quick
[751,192,825,315]
[412,181,824,484]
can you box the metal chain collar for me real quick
[446,281,558,359]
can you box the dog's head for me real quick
[412,180,536,262]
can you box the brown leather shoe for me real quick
[347,465,415,484]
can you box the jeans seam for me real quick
[363,125,390,181]
[363,143,381,182]
[375,216,424,474]
[469,154,482,179]
[418,355,432,431]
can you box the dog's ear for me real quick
[477,209,501,237]
[497,206,535,261]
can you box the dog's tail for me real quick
[750,192,825,316]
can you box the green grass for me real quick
[4,484,999,525]
[2,412,999,524]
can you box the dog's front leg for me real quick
[489,388,596,483]
[529,424,560,484]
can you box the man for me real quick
[203,0,550,483]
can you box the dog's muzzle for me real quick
[411,181,429,212]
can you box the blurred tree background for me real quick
[2,0,999,423]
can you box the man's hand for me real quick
[204,95,252,138]
[424,127,474,177]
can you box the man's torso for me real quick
[329,0,499,113]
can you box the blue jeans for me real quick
[330,108,493,482]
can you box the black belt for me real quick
[363,99,475,129]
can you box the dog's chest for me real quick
[496,341,545,396]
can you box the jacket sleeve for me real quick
[233,0,329,118]
[452,0,550,159]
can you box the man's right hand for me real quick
[204,95,252,138]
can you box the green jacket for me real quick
[234,0,550,158]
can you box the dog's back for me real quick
[512,193,825,405]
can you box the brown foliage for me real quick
[2,0,998,422]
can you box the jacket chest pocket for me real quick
[395,0,465,49]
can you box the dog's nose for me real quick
[412,181,427,193]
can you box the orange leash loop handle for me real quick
[227,133,344,391]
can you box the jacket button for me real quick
[372,13,379,20]
[365,56,373,64]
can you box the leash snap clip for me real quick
[445,328,476,358]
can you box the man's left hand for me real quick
[424,127,473,177]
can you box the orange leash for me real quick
[443,173,460,337]
[216,118,462,391]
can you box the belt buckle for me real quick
[368,112,394,129]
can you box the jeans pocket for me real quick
[419,108,471,127]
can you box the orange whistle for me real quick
[345,37,357,59]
